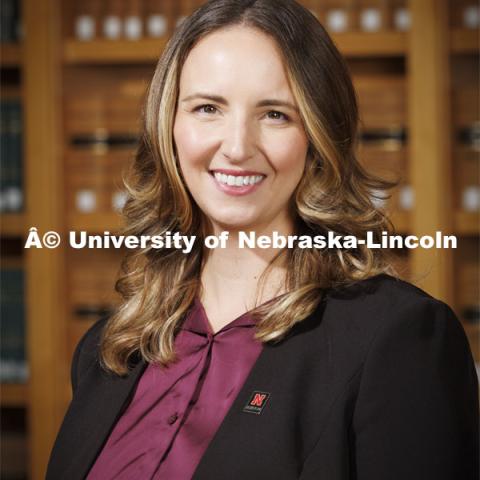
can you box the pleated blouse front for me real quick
[86,297,264,480]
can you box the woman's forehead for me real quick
[179,25,293,97]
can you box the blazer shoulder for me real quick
[328,272,451,314]
[323,273,466,353]
[71,314,109,392]
[346,276,479,479]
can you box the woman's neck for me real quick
[199,218,294,310]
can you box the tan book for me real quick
[354,75,407,129]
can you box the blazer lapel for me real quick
[48,356,148,480]
[191,339,287,479]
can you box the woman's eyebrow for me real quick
[181,93,298,112]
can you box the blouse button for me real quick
[167,413,178,425]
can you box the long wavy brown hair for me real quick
[99,0,398,375]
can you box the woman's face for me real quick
[173,25,309,234]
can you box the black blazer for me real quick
[46,274,479,479]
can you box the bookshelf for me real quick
[0,213,27,237]
[64,38,168,63]
[2,0,478,478]
[0,44,23,68]
[451,27,480,53]
[0,1,28,479]
[62,32,406,64]
[447,0,480,381]
[1,383,28,408]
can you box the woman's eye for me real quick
[266,110,289,121]
[194,104,217,115]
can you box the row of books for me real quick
[62,65,477,141]
[0,268,27,383]
[0,99,23,213]
[62,146,480,215]
[71,0,413,42]
[63,130,412,215]
[1,431,27,480]
[0,0,21,43]
[66,148,131,214]
[449,1,480,29]
[70,0,480,42]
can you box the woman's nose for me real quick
[220,115,256,163]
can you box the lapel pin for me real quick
[243,391,271,415]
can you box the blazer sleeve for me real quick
[351,297,479,480]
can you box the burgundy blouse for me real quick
[86,297,264,479]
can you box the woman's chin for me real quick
[207,215,259,233]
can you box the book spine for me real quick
[0,101,7,212]
[103,0,125,40]
[144,0,174,37]
[124,0,143,39]
[0,268,27,383]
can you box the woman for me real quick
[46,1,479,479]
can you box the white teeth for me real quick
[213,172,264,187]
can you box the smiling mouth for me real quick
[211,171,264,186]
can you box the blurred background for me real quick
[0,0,478,478]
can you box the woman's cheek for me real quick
[175,126,205,166]
[264,124,307,158]
[265,139,307,173]
[182,123,222,163]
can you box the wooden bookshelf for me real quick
[63,32,406,64]
[390,211,410,234]
[64,38,168,64]
[331,31,407,57]
[1,10,28,480]
[1,383,28,408]
[0,43,22,68]
[0,213,27,237]
[455,211,480,235]
[451,28,480,53]
[67,212,124,233]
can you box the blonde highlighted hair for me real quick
[99,0,398,375]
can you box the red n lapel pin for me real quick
[243,391,271,414]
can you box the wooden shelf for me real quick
[63,32,407,64]
[390,211,410,234]
[454,211,480,235]
[64,38,168,64]
[451,29,480,54]
[332,32,407,57]
[0,43,22,68]
[68,212,124,232]
[2,85,23,99]
[1,383,28,408]
[1,213,27,237]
